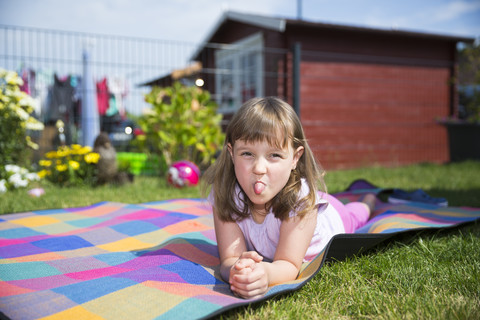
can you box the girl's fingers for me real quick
[229,252,267,299]
[230,283,267,299]
[232,270,260,284]
[234,258,254,270]
[240,251,263,262]
[234,253,262,270]
[231,269,267,290]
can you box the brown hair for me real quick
[202,97,326,222]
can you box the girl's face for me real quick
[228,138,304,213]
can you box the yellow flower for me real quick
[68,160,80,170]
[70,144,83,155]
[45,151,58,159]
[78,146,92,155]
[13,105,30,121]
[39,160,52,167]
[37,169,51,178]
[84,152,100,164]
[57,147,70,158]
[26,117,44,131]
[4,70,23,85]
[26,136,39,150]
[56,164,68,172]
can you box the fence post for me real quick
[292,42,301,116]
[82,48,100,147]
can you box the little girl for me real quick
[203,97,375,299]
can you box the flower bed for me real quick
[38,144,100,186]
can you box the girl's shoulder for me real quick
[298,178,325,203]
[289,179,328,219]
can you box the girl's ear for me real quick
[292,146,304,169]
[227,143,234,160]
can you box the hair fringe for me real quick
[202,97,327,222]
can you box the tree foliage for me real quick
[458,42,480,122]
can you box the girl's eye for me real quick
[241,152,253,157]
[271,153,283,159]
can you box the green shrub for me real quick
[458,43,480,123]
[0,69,44,181]
[135,82,224,171]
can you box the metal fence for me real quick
[1,24,454,169]
[0,25,200,165]
[1,25,294,163]
[1,24,198,116]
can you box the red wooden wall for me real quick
[193,16,469,169]
[300,62,450,169]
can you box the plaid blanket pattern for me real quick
[1,193,479,320]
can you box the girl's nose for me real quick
[252,157,267,175]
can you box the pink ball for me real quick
[167,160,200,188]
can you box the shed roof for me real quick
[191,10,475,60]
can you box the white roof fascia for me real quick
[190,10,285,61]
[226,11,286,32]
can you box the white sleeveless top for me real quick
[209,179,345,261]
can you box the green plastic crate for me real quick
[116,152,164,175]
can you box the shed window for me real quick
[215,33,264,112]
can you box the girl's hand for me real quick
[231,251,263,272]
[229,251,268,299]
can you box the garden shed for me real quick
[186,11,475,169]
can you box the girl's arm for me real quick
[212,206,250,281]
[270,206,318,281]
[230,208,318,299]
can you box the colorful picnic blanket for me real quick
[1,188,479,320]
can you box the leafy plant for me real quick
[0,69,44,169]
[459,43,480,123]
[135,82,224,171]
[37,144,100,186]
[447,42,480,123]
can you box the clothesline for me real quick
[18,67,129,126]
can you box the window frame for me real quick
[215,33,264,113]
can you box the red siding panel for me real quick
[300,62,450,169]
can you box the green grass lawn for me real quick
[1,161,479,319]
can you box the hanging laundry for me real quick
[18,68,43,118]
[106,94,119,117]
[109,76,128,117]
[19,68,33,95]
[33,69,54,122]
[46,74,75,124]
[96,77,110,116]
[45,74,78,145]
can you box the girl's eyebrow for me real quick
[265,144,289,153]
[270,148,288,154]
[233,144,251,152]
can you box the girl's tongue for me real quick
[254,182,265,195]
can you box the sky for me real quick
[1,1,479,117]
[1,0,479,116]
[1,0,480,43]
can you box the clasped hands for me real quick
[229,251,268,299]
